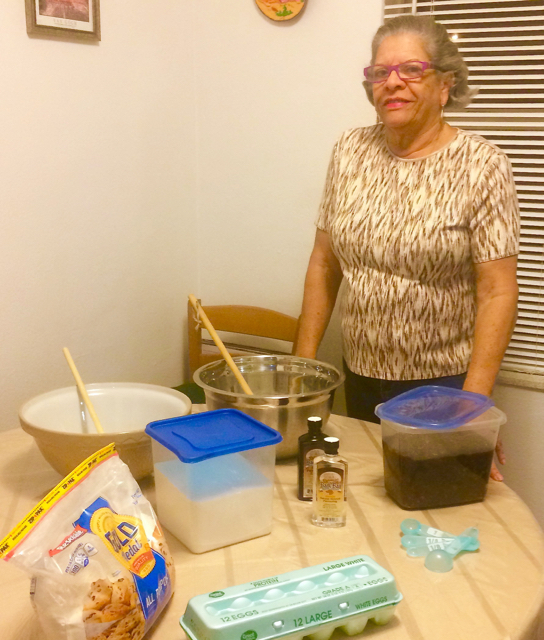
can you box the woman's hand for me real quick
[490,437,506,482]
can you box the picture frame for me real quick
[25,0,100,41]
[255,0,307,22]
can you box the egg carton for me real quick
[180,555,402,640]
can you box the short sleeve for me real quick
[470,153,520,263]
[315,141,340,233]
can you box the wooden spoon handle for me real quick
[188,295,254,395]
[62,347,105,434]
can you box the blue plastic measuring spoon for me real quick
[424,527,480,572]
[405,535,479,557]
[401,534,457,549]
[400,518,455,538]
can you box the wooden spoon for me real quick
[62,347,105,434]
[188,295,254,395]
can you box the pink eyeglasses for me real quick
[364,61,436,83]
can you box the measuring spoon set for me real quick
[400,518,480,572]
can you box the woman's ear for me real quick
[440,71,455,105]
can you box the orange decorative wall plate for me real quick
[255,0,306,22]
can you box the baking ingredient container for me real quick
[180,555,402,640]
[145,409,282,553]
[375,386,506,510]
[19,382,192,480]
[0,443,175,640]
[297,416,329,501]
[193,355,344,459]
[312,437,348,528]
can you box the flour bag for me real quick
[0,444,174,640]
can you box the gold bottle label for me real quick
[315,469,345,523]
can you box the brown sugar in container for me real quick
[375,386,506,510]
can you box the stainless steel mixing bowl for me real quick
[193,355,344,458]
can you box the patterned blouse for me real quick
[316,124,520,380]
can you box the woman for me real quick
[294,15,519,481]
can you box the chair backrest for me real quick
[188,302,299,375]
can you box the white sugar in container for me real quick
[145,409,282,553]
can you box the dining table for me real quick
[1,408,544,640]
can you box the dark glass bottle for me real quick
[297,416,329,501]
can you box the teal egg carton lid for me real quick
[180,555,402,640]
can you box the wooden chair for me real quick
[187,301,299,376]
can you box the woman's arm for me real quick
[463,254,518,481]
[463,254,518,396]
[293,229,344,359]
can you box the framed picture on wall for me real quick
[255,0,307,22]
[25,0,101,41]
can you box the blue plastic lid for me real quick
[145,409,283,463]
[374,385,494,430]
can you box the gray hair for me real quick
[363,15,478,110]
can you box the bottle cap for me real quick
[307,416,323,432]
[324,436,339,455]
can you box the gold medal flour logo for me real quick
[89,507,156,578]
[255,0,306,21]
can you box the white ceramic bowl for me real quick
[19,382,191,480]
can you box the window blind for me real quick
[383,0,544,375]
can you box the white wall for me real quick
[0,2,198,431]
[193,1,381,356]
[493,384,544,528]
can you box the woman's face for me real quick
[372,33,451,135]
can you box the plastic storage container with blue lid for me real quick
[374,385,494,429]
[145,409,282,553]
[145,408,282,462]
[375,386,506,510]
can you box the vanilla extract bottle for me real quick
[297,416,329,501]
[311,437,348,528]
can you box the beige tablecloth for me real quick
[1,412,544,640]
